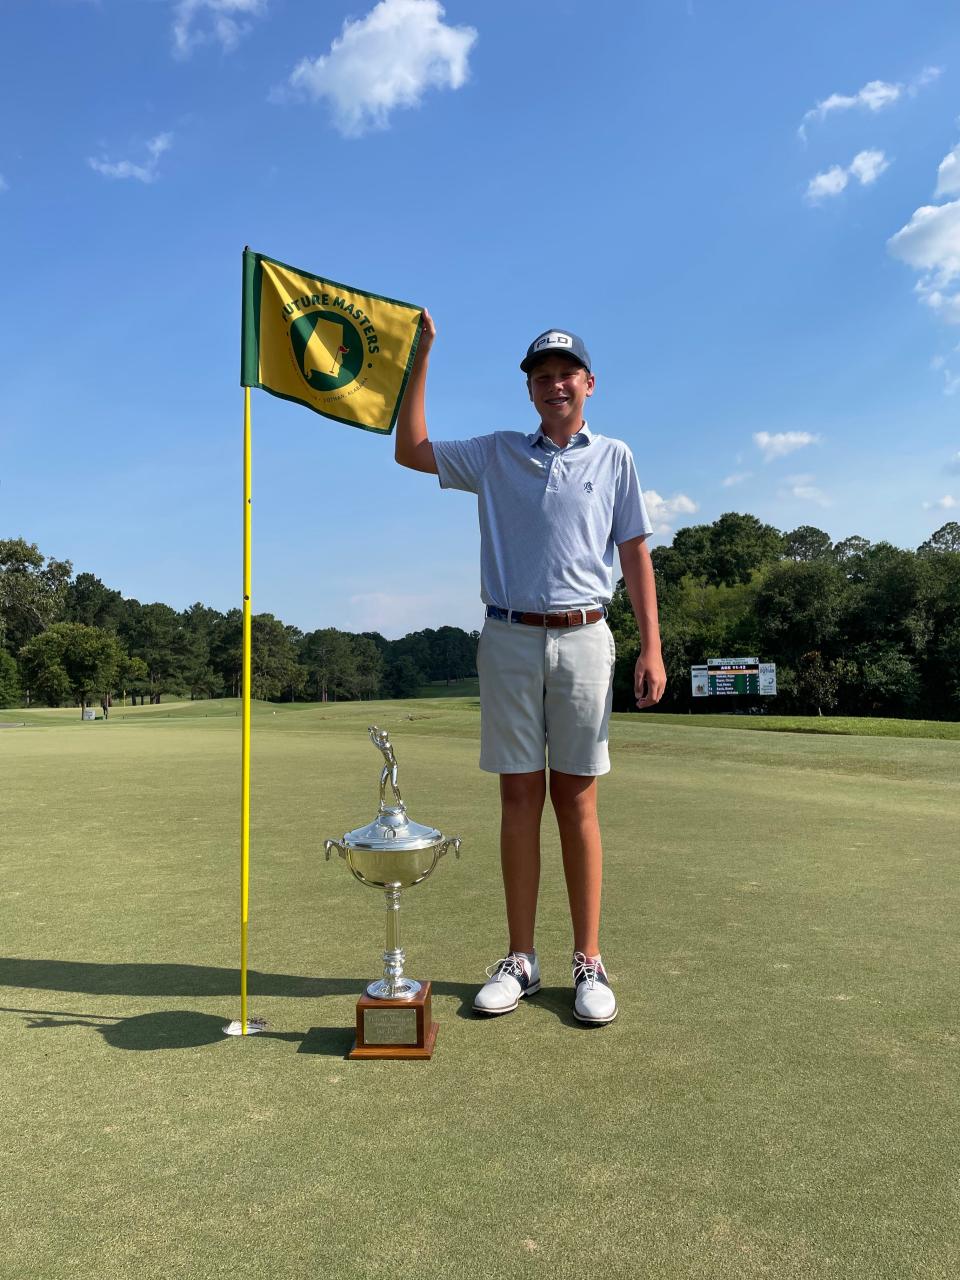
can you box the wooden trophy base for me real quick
[348,980,438,1060]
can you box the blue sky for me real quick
[2,0,960,637]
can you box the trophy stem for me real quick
[367,881,421,1000]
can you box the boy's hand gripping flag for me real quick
[241,249,423,435]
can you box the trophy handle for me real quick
[439,836,462,860]
[324,838,347,862]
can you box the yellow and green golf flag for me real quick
[241,249,423,434]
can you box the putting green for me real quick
[2,701,958,1279]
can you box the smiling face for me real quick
[526,353,596,441]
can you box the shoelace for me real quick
[572,951,603,987]
[486,954,526,981]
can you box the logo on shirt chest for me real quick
[583,481,594,493]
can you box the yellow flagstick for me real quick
[225,385,264,1036]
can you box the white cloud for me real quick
[945,451,960,474]
[781,474,831,507]
[799,79,901,139]
[0,175,7,193]
[911,66,943,93]
[921,288,960,323]
[806,165,849,201]
[283,0,477,139]
[888,200,960,321]
[753,430,819,461]
[935,142,960,197]
[721,472,752,488]
[922,494,957,510]
[642,490,698,535]
[892,202,960,281]
[944,370,960,396]
[172,0,265,58]
[849,149,889,185]
[87,133,173,183]
[806,149,889,203]
[799,68,939,139]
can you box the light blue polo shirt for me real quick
[433,423,653,613]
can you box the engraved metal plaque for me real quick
[362,1007,418,1046]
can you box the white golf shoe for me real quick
[473,952,541,1015]
[572,952,617,1025]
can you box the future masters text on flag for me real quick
[241,249,423,435]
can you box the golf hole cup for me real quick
[324,725,460,1060]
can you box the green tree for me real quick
[251,615,304,700]
[667,514,782,587]
[118,654,150,704]
[918,521,960,555]
[649,544,688,589]
[210,610,243,698]
[834,535,872,561]
[347,634,385,699]
[0,539,72,654]
[384,654,423,699]
[670,523,712,581]
[755,560,845,666]
[300,628,357,701]
[841,544,924,656]
[783,526,833,562]
[795,650,841,716]
[856,647,921,716]
[833,536,872,583]
[63,573,123,630]
[708,512,783,586]
[179,603,226,699]
[0,649,21,708]
[119,601,190,700]
[20,623,124,716]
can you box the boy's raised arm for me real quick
[395,308,438,474]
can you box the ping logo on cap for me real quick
[534,331,573,352]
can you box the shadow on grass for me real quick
[530,985,594,1029]
[0,956,483,1051]
[0,957,349,998]
[1,957,479,1007]
[0,960,595,1044]
[297,1025,356,1056]
[0,1004,304,1050]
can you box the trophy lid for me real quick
[340,807,444,853]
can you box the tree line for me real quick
[0,538,478,713]
[608,515,960,718]
[2,515,959,718]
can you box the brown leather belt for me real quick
[486,605,606,628]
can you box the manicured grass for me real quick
[2,700,959,1278]
[418,677,481,698]
[12,698,957,740]
[647,711,960,741]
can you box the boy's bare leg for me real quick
[499,771,546,954]
[549,770,603,957]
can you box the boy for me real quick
[395,314,665,1024]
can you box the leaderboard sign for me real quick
[691,658,777,698]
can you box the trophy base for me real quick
[366,976,422,1000]
[348,980,438,1060]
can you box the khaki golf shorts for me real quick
[476,617,616,776]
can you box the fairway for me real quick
[2,701,958,1280]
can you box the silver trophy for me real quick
[325,726,460,1021]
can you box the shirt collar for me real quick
[529,421,593,451]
